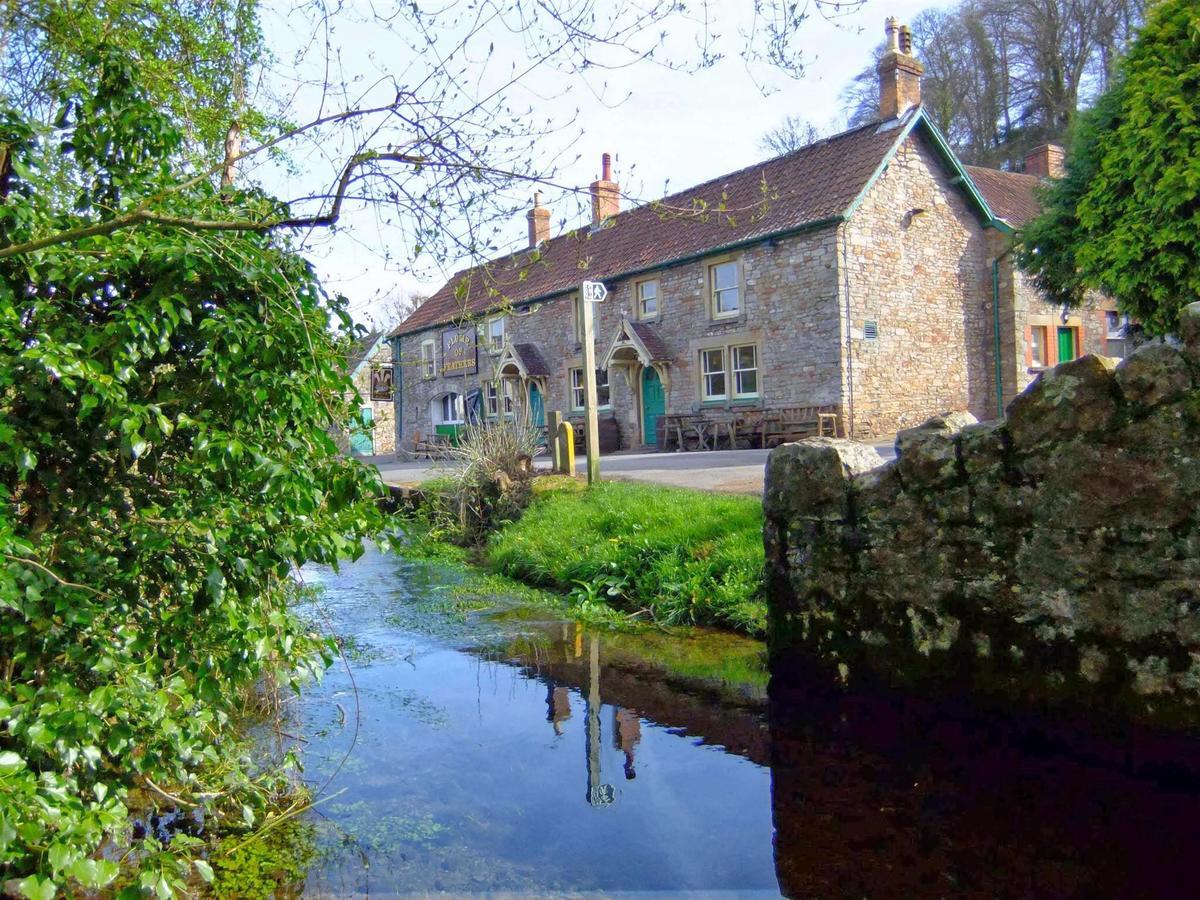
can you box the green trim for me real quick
[993,259,1004,420]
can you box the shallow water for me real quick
[291,545,1200,898]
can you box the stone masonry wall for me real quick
[397,224,843,450]
[764,303,1200,726]
[840,133,994,434]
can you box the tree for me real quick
[759,115,825,155]
[1018,0,1200,336]
[841,0,1144,169]
[0,1,859,892]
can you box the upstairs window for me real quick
[710,260,740,319]
[637,280,659,319]
[420,340,436,378]
[488,316,506,351]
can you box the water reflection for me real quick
[295,546,1200,898]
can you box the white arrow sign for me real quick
[581,280,608,303]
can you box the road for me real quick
[369,441,896,495]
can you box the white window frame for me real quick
[570,367,611,411]
[636,279,660,320]
[420,339,436,379]
[488,315,506,351]
[502,380,515,417]
[709,259,740,320]
[700,348,727,401]
[731,344,759,399]
[484,382,499,418]
[436,392,464,425]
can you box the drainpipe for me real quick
[991,246,1014,421]
[992,260,1003,420]
[393,335,404,449]
[840,227,855,438]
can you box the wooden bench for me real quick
[407,430,451,459]
[762,405,840,447]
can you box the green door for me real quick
[641,368,665,446]
[349,407,374,455]
[528,384,545,427]
[1057,327,1076,363]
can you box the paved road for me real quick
[370,441,896,495]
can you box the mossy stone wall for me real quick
[764,302,1200,726]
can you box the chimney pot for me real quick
[877,17,924,120]
[1024,143,1066,179]
[589,151,620,226]
[526,192,550,247]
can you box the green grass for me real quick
[487,480,767,636]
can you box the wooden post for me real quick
[580,292,601,485]
[547,409,563,473]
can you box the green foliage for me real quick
[1019,0,1200,335]
[487,481,767,635]
[0,17,384,896]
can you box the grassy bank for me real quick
[485,478,767,636]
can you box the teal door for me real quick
[350,407,374,455]
[641,368,665,446]
[528,384,545,427]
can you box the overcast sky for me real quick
[263,0,944,325]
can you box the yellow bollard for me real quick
[559,421,576,477]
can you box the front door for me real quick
[349,406,374,455]
[1057,327,1077,363]
[528,384,546,427]
[641,368,665,446]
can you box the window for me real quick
[701,348,727,401]
[570,368,611,410]
[502,380,515,416]
[488,316,506,351]
[710,260,740,319]
[731,344,759,398]
[863,320,879,341]
[484,382,499,418]
[434,392,464,424]
[1029,326,1048,367]
[1105,311,1128,339]
[637,280,659,319]
[420,340,436,378]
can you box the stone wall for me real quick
[764,303,1200,726]
[840,134,994,434]
[397,224,844,450]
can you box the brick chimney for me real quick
[1024,143,1066,179]
[589,152,619,226]
[526,191,550,247]
[877,17,923,120]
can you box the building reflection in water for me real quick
[613,708,641,779]
[546,684,571,735]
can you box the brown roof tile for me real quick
[394,118,910,336]
[512,343,552,378]
[965,166,1044,228]
[627,320,669,362]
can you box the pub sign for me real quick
[441,326,478,376]
[369,365,394,401]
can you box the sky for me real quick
[259,0,944,326]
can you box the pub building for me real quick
[388,18,1120,454]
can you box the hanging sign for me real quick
[441,326,478,375]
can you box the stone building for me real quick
[389,17,1120,452]
[337,330,396,456]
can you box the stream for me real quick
[284,544,1200,897]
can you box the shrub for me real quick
[438,420,542,544]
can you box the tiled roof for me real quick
[965,166,1044,227]
[627,320,669,362]
[394,117,913,336]
[346,329,384,375]
[512,343,552,378]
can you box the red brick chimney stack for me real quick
[1024,143,1066,179]
[589,152,620,226]
[877,17,924,120]
[526,191,550,247]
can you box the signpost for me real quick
[579,281,608,485]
